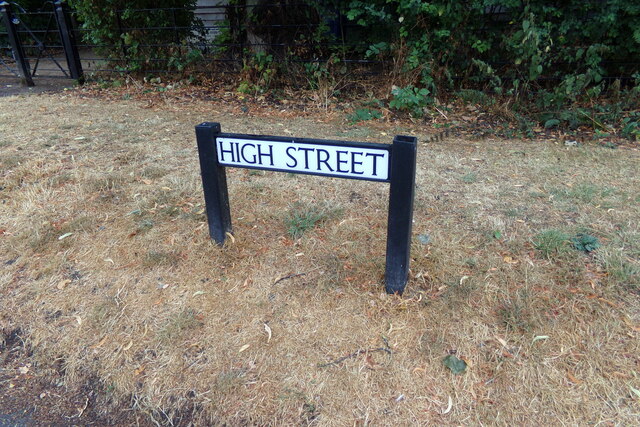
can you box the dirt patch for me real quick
[0,89,639,425]
[0,78,76,97]
[0,328,152,426]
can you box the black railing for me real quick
[2,1,639,87]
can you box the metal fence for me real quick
[1,1,381,85]
[2,1,639,87]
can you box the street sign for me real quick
[196,122,417,294]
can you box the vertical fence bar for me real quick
[384,135,417,294]
[54,0,83,82]
[115,9,127,57]
[0,1,34,86]
[171,8,179,44]
[196,122,232,245]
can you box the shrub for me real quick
[69,0,201,72]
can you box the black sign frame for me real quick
[196,122,417,294]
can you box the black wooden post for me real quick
[195,122,232,245]
[1,1,34,87]
[54,0,83,82]
[384,135,417,294]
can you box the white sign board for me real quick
[216,137,389,181]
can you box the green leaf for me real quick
[443,354,467,374]
[572,233,600,253]
[544,119,560,128]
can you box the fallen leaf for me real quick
[264,323,272,343]
[90,336,108,349]
[18,366,29,375]
[239,344,250,353]
[142,179,152,185]
[123,341,133,351]
[134,365,146,376]
[532,335,550,344]
[622,317,640,332]
[443,354,467,374]
[442,396,453,414]
[630,386,640,400]
[192,291,206,297]
[366,354,378,369]
[566,371,583,385]
[57,279,71,290]
[494,336,509,349]
[598,297,619,308]
[58,232,73,240]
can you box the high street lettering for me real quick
[216,137,389,180]
[218,140,275,166]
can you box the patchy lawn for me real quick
[1,91,639,425]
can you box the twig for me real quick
[273,272,306,285]
[578,109,609,131]
[64,396,89,419]
[318,346,392,368]
[434,106,448,120]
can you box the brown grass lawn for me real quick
[1,91,639,425]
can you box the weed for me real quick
[533,229,570,259]
[47,173,74,187]
[464,257,478,268]
[498,289,534,332]
[599,250,639,292]
[347,108,382,123]
[158,308,203,343]
[504,207,523,217]
[551,182,613,204]
[214,369,245,393]
[86,174,126,193]
[135,219,154,234]
[141,166,170,179]
[0,155,23,168]
[29,216,95,251]
[389,85,432,117]
[621,115,640,141]
[285,202,342,239]
[143,250,181,268]
[457,89,494,106]
[461,172,478,184]
[572,233,600,253]
[239,51,277,94]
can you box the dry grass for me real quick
[1,92,639,425]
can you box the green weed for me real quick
[498,289,535,332]
[143,250,181,268]
[533,229,570,259]
[348,108,382,123]
[285,202,343,239]
[158,308,203,343]
[461,172,478,184]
